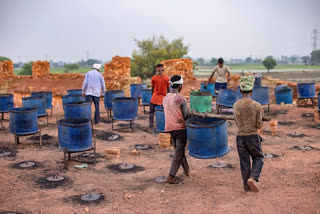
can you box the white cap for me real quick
[92,64,102,70]
[169,75,183,86]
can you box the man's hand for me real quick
[203,84,208,90]
[227,76,231,81]
[82,93,85,97]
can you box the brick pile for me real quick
[161,58,195,80]
[0,60,14,78]
[32,61,50,78]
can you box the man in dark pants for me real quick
[82,63,106,124]
[163,75,189,184]
[204,57,231,91]
[149,64,170,131]
[234,76,264,192]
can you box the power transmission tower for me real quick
[311,29,319,51]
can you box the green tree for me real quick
[262,56,277,73]
[18,62,33,75]
[210,57,218,65]
[245,57,252,64]
[290,55,298,64]
[0,56,11,62]
[64,63,80,70]
[301,55,310,66]
[310,50,320,65]
[196,57,205,66]
[131,35,189,80]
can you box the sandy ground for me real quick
[0,99,319,214]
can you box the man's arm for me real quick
[256,105,263,129]
[226,66,231,81]
[205,67,216,87]
[181,100,189,121]
[100,74,106,96]
[82,74,88,97]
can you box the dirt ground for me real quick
[0,97,319,214]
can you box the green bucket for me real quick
[190,91,212,113]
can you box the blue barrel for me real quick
[251,87,270,105]
[186,117,229,159]
[62,95,85,105]
[236,86,242,100]
[112,97,138,120]
[9,107,38,135]
[104,90,125,110]
[58,118,92,152]
[22,96,46,117]
[275,85,293,104]
[216,89,238,107]
[31,91,52,109]
[0,94,14,113]
[155,105,165,132]
[63,101,91,120]
[67,89,82,96]
[318,92,320,111]
[297,83,316,98]
[254,74,263,87]
[141,89,152,105]
[200,83,217,97]
[130,84,142,99]
[141,83,147,89]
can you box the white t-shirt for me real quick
[213,65,230,83]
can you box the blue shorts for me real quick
[215,82,227,91]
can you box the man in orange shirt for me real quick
[149,64,170,130]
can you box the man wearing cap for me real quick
[163,75,190,184]
[82,63,106,124]
[204,58,231,91]
[233,76,264,192]
[149,63,170,131]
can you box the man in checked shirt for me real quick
[233,76,264,193]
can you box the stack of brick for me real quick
[32,61,50,78]
[104,56,141,96]
[0,60,14,78]
[161,58,195,80]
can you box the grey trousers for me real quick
[149,103,159,128]
[236,135,264,191]
[169,129,189,177]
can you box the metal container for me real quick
[112,97,138,120]
[9,107,38,135]
[22,96,47,117]
[58,118,92,152]
[63,101,91,120]
[186,117,229,159]
[216,89,237,107]
[141,89,152,106]
[61,95,85,105]
[190,91,212,113]
[297,83,316,98]
[275,85,293,104]
[200,83,217,97]
[104,90,125,110]
[155,105,165,132]
[67,89,82,96]
[31,91,53,109]
[130,84,143,99]
[251,87,270,105]
[0,94,14,113]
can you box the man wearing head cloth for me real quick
[82,63,106,124]
[163,75,190,184]
[233,76,264,192]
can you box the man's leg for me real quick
[169,129,188,178]
[85,95,92,103]
[222,82,227,89]
[92,96,100,124]
[246,135,264,182]
[236,136,251,191]
[149,103,157,129]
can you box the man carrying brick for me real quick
[233,76,264,192]
[204,57,231,91]
[163,75,190,184]
[149,63,170,131]
[82,63,106,124]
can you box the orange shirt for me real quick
[150,74,170,105]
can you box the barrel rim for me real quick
[58,118,90,127]
[186,117,226,129]
[155,105,164,111]
[190,91,212,96]
[141,88,152,91]
[63,101,91,106]
[130,84,142,86]
[112,97,138,102]
[201,82,215,85]
[0,93,13,97]
[105,90,124,94]
[67,89,82,91]
[10,107,37,113]
[22,96,46,100]
[297,82,316,86]
[62,94,84,98]
[31,91,52,95]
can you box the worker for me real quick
[233,76,264,192]
[204,58,231,91]
[163,75,190,184]
[149,63,170,131]
[82,63,106,124]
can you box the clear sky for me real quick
[0,0,319,62]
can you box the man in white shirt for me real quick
[204,58,231,91]
[82,63,106,124]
